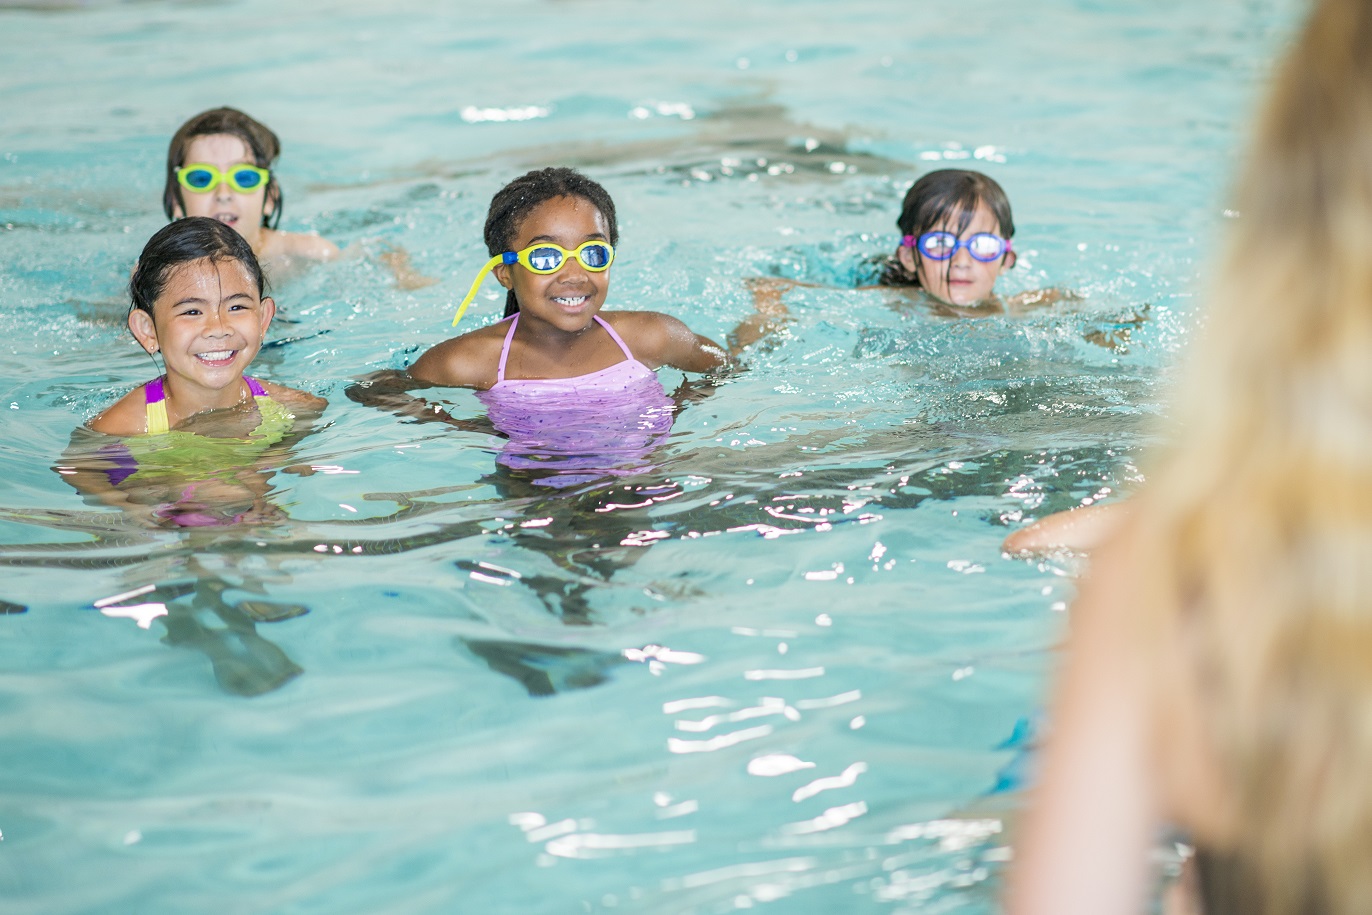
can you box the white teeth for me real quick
[553,296,587,306]
[198,351,234,360]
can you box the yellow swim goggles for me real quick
[451,240,615,326]
[176,163,271,194]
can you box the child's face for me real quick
[493,195,611,332]
[900,201,1014,307]
[173,134,270,252]
[128,257,275,400]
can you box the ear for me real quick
[896,244,918,278]
[492,263,513,289]
[258,296,277,340]
[129,309,159,354]
[1001,250,1017,272]
[171,201,185,219]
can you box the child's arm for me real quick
[375,245,439,291]
[731,279,793,356]
[345,365,496,435]
[263,228,341,263]
[607,312,727,373]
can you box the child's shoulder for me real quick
[87,382,151,436]
[409,319,511,389]
[600,309,690,345]
[601,309,695,348]
[600,310,725,373]
[255,379,328,416]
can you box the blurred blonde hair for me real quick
[1134,0,1372,911]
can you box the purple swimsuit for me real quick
[476,314,676,488]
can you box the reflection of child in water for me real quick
[59,217,325,528]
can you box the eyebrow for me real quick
[171,292,253,307]
[524,232,609,245]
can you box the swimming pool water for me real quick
[1,1,1301,911]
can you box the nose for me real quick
[205,307,231,336]
[213,175,234,202]
[557,252,590,282]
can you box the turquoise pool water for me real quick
[1,1,1299,911]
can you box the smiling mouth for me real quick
[196,350,237,365]
[213,213,239,226]
[552,295,589,309]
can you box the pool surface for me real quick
[1,1,1300,911]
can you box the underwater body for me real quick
[0,1,1301,912]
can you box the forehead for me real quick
[513,195,608,244]
[157,257,257,302]
[183,133,253,165]
[930,200,1001,234]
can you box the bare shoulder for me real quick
[601,310,725,372]
[257,380,328,417]
[86,385,148,436]
[408,321,509,389]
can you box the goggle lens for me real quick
[528,247,563,272]
[229,166,265,191]
[967,234,1005,260]
[183,168,216,190]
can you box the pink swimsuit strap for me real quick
[494,314,634,384]
[144,375,266,404]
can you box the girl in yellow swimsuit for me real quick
[67,217,325,526]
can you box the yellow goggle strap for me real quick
[452,252,516,327]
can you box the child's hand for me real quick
[744,276,801,315]
[378,245,439,291]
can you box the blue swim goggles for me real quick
[904,231,1012,262]
[451,240,615,326]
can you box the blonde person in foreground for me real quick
[1007,1,1372,913]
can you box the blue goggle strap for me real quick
[452,251,518,327]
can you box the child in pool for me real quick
[411,166,726,386]
[751,168,1079,319]
[68,217,325,525]
[165,107,340,268]
[401,167,728,484]
[165,107,433,288]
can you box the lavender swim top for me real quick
[476,314,675,488]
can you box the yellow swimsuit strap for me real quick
[142,376,273,435]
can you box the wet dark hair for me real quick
[881,169,1015,288]
[482,167,618,317]
[130,216,268,321]
[163,107,283,230]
